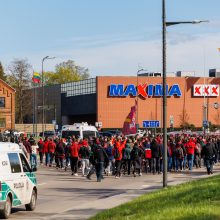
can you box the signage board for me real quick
[193,84,219,97]
[143,120,160,128]
[203,120,209,127]
[109,84,182,98]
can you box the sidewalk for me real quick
[47,164,220,220]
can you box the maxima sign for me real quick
[193,84,219,97]
[109,84,182,98]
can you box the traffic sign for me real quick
[143,120,160,128]
[203,120,209,127]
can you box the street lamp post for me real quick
[162,0,208,187]
[42,56,55,139]
[136,68,147,129]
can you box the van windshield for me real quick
[62,131,80,139]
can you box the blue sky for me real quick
[1,0,220,76]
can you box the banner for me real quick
[122,101,137,135]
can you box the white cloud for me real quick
[51,32,220,77]
[2,32,220,78]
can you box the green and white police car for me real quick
[0,142,37,219]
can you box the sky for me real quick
[1,0,220,77]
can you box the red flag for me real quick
[122,102,137,135]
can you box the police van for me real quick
[61,122,99,139]
[0,142,37,219]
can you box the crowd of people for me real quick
[14,133,220,182]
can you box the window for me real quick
[0,118,5,128]
[83,130,96,139]
[8,153,21,173]
[19,153,31,172]
[62,130,80,139]
[0,97,5,108]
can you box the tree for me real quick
[7,59,32,123]
[44,60,90,85]
[0,62,7,81]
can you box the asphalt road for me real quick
[9,164,220,220]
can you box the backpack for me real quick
[176,148,183,158]
[114,147,120,159]
[106,146,113,157]
[135,148,139,158]
[123,148,131,160]
[132,147,139,160]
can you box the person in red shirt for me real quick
[48,138,56,167]
[42,138,49,166]
[69,138,80,176]
[186,138,196,171]
[37,138,44,164]
[112,137,124,178]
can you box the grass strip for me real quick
[90,175,220,220]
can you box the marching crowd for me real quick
[15,133,220,182]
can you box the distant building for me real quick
[0,79,15,131]
[176,71,195,77]
[138,72,161,77]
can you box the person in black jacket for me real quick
[130,142,144,177]
[93,144,109,182]
[150,138,162,174]
[201,138,217,175]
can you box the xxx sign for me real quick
[193,84,219,97]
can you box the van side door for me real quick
[7,153,26,206]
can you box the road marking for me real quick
[141,185,150,188]
[38,182,47,186]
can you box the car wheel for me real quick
[0,196,12,219]
[25,190,37,211]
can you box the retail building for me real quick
[27,76,220,129]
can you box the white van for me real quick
[61,122,99,139]
[0,142,37,219]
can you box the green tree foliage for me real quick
[7,59,32,123]
[44,60,90,85]
[0,62,7,81]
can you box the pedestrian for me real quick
[121,139,132,175]
[186,137,196,171]
[113,137,123,178]
[150,138,162,174]
[130,142,144,177]
[30,141,38,169]
[93,143,109,182]
[48,138,56,167]
[202,138,217,175]
[105,138,115,175]
[42,137,49,167]
[78,138,91,176]
[37,138,44,165]
[175,141,184,172]
[55,138,66,169]
[69,138,80,176]
[23,137,32,161]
